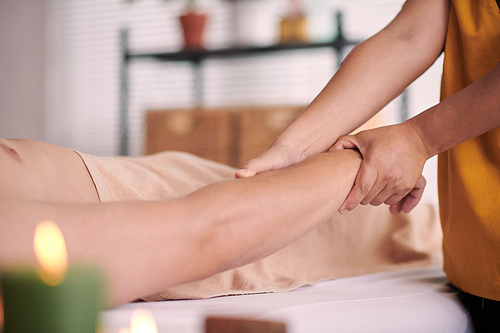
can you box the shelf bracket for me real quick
[119,28,130,156]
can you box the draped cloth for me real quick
[76,150,443,300]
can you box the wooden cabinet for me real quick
[145,106,303,167]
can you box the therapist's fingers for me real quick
[389,200,404,215]
[368,181,410,207]
[236,144,303,178]
[334,134,379,214]
[400,175,426,213]
[389,175,426,214]
[359,182,390,206]
[339,161,377,214]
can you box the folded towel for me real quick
[77,151,443,300]
[78,150,235,202]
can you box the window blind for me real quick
[45,0,442,159]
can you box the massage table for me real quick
[100,264,472,332]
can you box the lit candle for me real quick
[0,221,104,333]
[118,308,158,333]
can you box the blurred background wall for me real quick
[0,0,45,141]
[0,0,442,205]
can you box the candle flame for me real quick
[33,220,68,286]
[130,309,158,333]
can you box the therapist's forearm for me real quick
[407,63,500,158]
[275,0,448,157]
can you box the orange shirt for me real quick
[439,0,500,299]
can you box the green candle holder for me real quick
[1,266,105,333]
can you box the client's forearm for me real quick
[188,149,361,274]
[0,149,360,305]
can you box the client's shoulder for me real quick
[0,138,99,203]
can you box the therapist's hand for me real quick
[331,122,429,214]
[235,144,306,178]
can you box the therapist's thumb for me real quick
[235,144,300,178]
[235,158,264,178]
[330,135,359,151]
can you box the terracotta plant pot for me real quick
[179,11,207,50]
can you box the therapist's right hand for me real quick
[235,144,305,178]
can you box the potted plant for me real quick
[178,0,207,50]
[160,0,207,50]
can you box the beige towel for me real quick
[77,151,443,300]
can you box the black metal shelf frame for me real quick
[118,11,407,156]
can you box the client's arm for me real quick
[0,149,361,306]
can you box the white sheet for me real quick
[100,265,472,333]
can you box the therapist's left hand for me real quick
[330,122,429,215]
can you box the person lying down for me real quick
[0,138,442,306]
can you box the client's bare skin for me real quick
[0,138,362,306]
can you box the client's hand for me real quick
[235,144,306,178]
[330,122,429,214]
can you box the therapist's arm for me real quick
[236,0,449,177]
[408,63,500,157]
[0,149,361,306]
[331,61,500,215]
